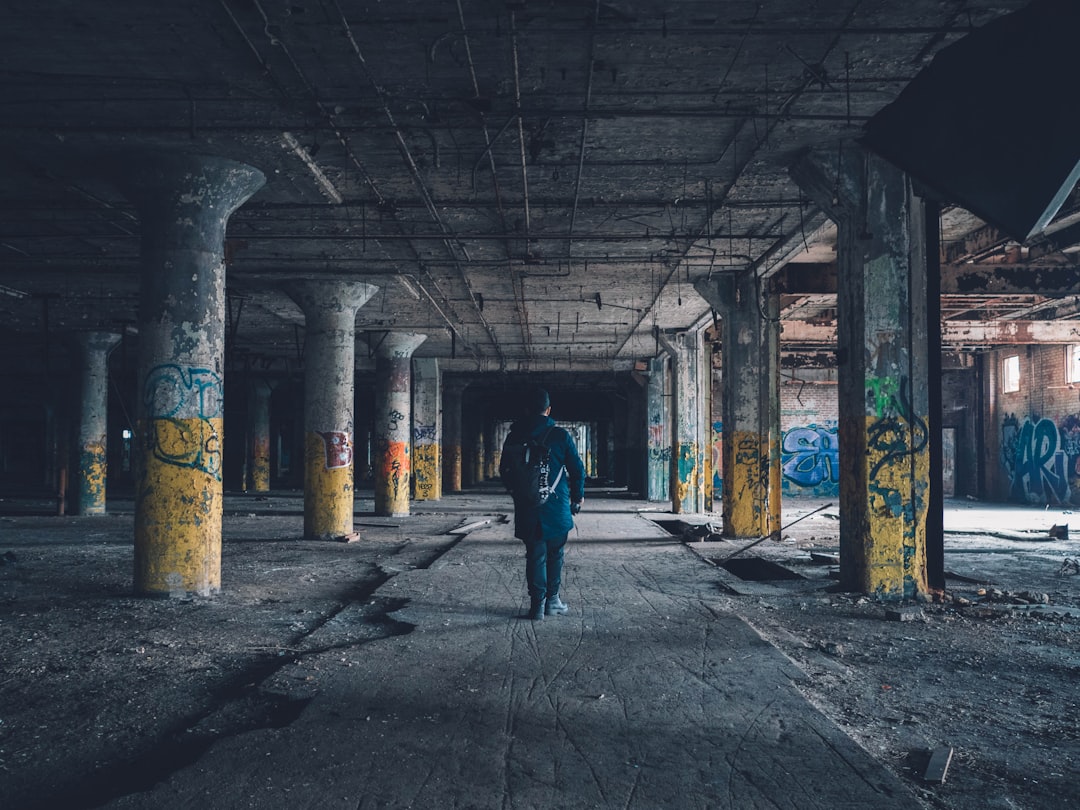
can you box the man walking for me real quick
[499,387,585,621]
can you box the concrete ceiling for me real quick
[1,0,1076,378]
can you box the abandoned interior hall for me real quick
[2,1,1080,808]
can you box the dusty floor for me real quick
[0,489,1077,809]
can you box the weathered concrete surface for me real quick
[101,508,919,810]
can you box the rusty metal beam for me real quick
[782,319,1080,346]
[776,261,1078,296]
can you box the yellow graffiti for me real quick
[412,443,441,501]
[723,431,779,537]
[134,417,222,596]
[80,441,108,515]
[862,416,929,598]
[304,431,354,540]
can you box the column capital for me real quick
[110,151,265,242]
[70,330,121,357]
[284,279,379,319]
[789,141,865,220]
[369,331,427,360]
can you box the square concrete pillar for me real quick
[792,144,931,599]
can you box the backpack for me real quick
[501,427,565,508]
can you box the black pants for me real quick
[524,525,567,604]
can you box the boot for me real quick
[528,599,545,621]
[545,594,569,616]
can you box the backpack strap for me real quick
[539,426,565,491]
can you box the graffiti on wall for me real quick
[143,364,223,479]
[781,423,839,494]
[1001,413,1073,504]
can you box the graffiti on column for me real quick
[387,408,406,432]
[1002,414,1070,503]
[711,420,723,495]
[781,424,839,494]
[143,364,223,479]
[318,431,353,469]
[865,376,927,519]
[412,424,438,499]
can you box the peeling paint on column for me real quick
[412,359,441,502]
[79,442,107,515]
[725,431,775,537]
[373,332,426,516]
[318,430,353,469]
[377,439,410,515]
[250,434,270,492]
[74,331,120,516]
[285,280,378,540]
[136,360,225,594]
[304,430,354,540]
[412,423,440,502]
[860,375,930,598]
[120,152,265,596]
[674,441,698,510]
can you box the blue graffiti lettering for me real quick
[781,424,839,489]
[1010,417,1069,504]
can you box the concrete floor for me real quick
[2,487,1077,809]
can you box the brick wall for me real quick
[780,370,839,497]
[985,344,1080,505]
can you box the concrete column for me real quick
[72,331,121,516]
[483,420,498,480]
[411,358,441,501]
[695,272,782,538]
[115,152,264,596]
[473,427,485,484]
[373,332,427,516]
[793,145,931,599]
[442,380,467,492]
[246,379,274,493]
[658,331,707,514]
[286,280,378,540]
[646,356,671,501]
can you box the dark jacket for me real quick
[500,414,585,541]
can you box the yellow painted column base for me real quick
[724,431,780,537]
[134,417,222,596]
[79,441,107,515]
[251,436,271,492]
[859,415,930,598]
[413,443,441,501]
[445,445,462,492]
[376,440,411,516]
[304,431,354,540]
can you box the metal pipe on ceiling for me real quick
[331,0,505,367]
[567,0,601,262]
[457,0,531,359]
